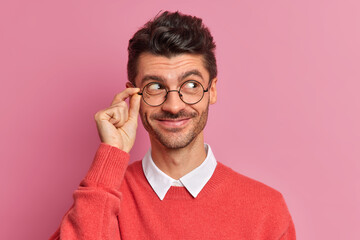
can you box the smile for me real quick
[156,118,191,128]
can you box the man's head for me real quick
[127,11,218,149]
[127,11,217,86]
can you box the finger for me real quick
[111,88,140,106]
[95,101,127,122]
[113,104,128,128]
[128,92,141,120]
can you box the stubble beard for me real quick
[140,104,210,149]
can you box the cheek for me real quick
[194,99,210,113]
[138,105,147,122]
[139,104,155,124]
[139,101,150,117]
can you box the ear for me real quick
[126,82,134,88]
[209,78,217,104]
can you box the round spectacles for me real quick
[138,80,211,107]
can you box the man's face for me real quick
[132,53,217,149]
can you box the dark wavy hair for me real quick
[127,11,217,85]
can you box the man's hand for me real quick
[94,88,141,152]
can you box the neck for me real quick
[149,132,207,180]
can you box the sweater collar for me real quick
[142,144,217,200]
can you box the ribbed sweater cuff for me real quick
[84,143,130,189]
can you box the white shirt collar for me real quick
[142,144,217,200]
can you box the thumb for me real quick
[128,92,141,120]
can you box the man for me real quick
[50,11,295,239]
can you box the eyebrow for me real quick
[140,69,204,85]
[180,70,204,81]
[141,75,165,85]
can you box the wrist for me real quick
[101,141,131,153]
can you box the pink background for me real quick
[1,0,359,239]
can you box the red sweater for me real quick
[50,143,296,239]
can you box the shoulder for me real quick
[216,162,280,192]
[216,162,295,237]
[215,162,288,210]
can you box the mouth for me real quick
[156,118,191,128]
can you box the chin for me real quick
[156,137,195,149]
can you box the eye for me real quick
[145,82,165,95]
[184,81,199,89]
[147,83,164,91]
[181,81,203,95]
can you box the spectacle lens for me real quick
[143,82,167,106]
[179,80,204,104]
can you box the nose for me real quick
[161,90,186,114]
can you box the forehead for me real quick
[135,53,209,86]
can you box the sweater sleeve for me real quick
[49,143,130,240]
[280,217,296,240]
[277,194,296,240]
